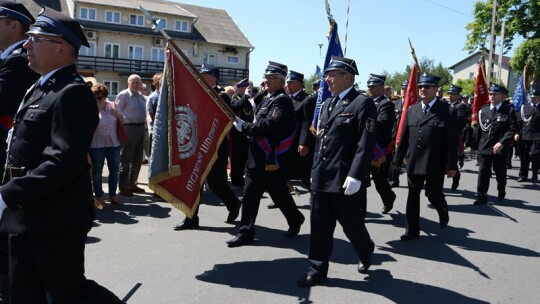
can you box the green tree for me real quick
[384,57,452,95]
[455,78,476,97]
[464,0,540,83]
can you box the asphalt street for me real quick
[86,154,540,304]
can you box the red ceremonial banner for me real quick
[471,63,489,126]
[149,42,234,218]
[395,63,418,148]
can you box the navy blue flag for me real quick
[315,65,322,77]
[311,20,343,131]
[513,68,527,112]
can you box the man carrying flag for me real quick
[226,62,305,248]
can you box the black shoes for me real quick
[400,232,420,241]
[358,242,375,273]
[226,234,254,248]
[226,203,242,224]
[439,209,449,229]
[381,193,396,214]
[532,175,538,182]
[451,180,459,191]
[517,177,527,183]
[267,202,278,209]
[173,216,199,231]
[498,191,506,201]
[285,215,305,238]
[297,272,327,288]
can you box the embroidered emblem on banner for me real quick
[175,105,197,159]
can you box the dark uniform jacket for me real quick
[241,88,296,170]
[472,103,518,155]
[311,89,377,193]
[0,65,98,235]
[373,95,396,150]
[291,90,316,150]
[0,42,39,121]
[450,101,468,133]
[517,102,540,141]
[231,93,254,122]
[391,98,404,141]
[394,98,458,175]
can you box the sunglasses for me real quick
[27,36,63,44]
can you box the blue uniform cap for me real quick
[447,84,463,94]
[418,73,441,86]
[26,6,89,50]
[265,61,288,77]
[235,78,250,88]
[488,84,509,95]
[200,65,220,79]
[367,73,386,86]
[401,80,409,89]
[0,0,34,25]
[325,56,358,75]
[286,70,304,83]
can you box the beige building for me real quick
[449,50,518,94]
[21,0,253,97]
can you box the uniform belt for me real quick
[124,123,145,126]
[6,166,28,179]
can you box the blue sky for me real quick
[174,0,511,87]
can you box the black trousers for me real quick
[0,233,8,303]
[8,232,122,304]
[307,188,373,276]
[477,153,508,202]
[405,173,448,234]
[229,131,249,186]
[518,139,540,179]
[290,149,313,189]
[237,167,304,237]
[370,157,395,207]
[191,150,241,218]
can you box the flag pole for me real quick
[139,5,235,119]
[408,38,422,74]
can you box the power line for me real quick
[424,0,473,18]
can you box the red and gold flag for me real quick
[471,63,489,126]
[395,63,418,147]
[148,41,234,218]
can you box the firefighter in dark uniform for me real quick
[388,80,408,187]
[446,84,468,190]
[287,70,315,189]
[226,61,305,248]
[0,1,39,301]
[393,74,457,241]
[515,90,540,182]
[297,56,377,287]
[174,66,242,230]
[366,74,396,214]
[0,7,123,303]
[230,78,254,187]
[472,84,517,205]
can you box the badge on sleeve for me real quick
[271,108,282,119]
[366,118,375,132]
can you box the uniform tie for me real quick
[423,104,430,117]
[491,106,497,116]
[329,96,339,113]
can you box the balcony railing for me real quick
[76,55,249,83]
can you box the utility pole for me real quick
[497,19,506,85]
[486,0,497,85]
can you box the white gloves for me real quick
[233,116,245,132]
[342,176,361,195]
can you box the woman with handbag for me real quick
[89,83,124,206]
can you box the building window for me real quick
[469,72,474,80]
[158,18,167,30]
[174,20,189,32]
[79,41,96,56]
[129,45,144,72]
[104,43,120,58]
[151,48,165,62]
[105,11,121,24]
[104,81,119,97]
[129,14,144,26]
[203,53,216,66]
[227,56,239,64]
[80,7,96,20]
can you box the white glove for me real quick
[233,116,245,132]
[342,176,361,195]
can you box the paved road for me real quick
[86,155,540,303]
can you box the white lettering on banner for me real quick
[185,118,220,192]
